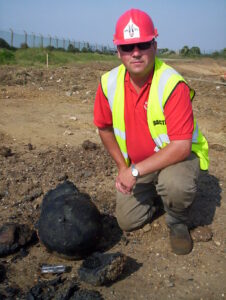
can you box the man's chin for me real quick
[130,69,146,77]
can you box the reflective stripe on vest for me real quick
[153,133,170,148]
[114,127,126,140]
[153,122,199,147]
[107,67,119,111]
[104,67,130,161]
[192,121,199,143]
[158,68,179,112]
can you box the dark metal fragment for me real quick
[78,252,126,286]
[0,264,6,282]
[0,223,37,257]
[38,181,102,259]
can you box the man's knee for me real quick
[116,209,148,231]
[115,176,159,231]
[157,164,198,210]
[116,213,136,232]
[158,179,196,210]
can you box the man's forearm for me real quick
[98,127,127,170]
[136,139,192,176]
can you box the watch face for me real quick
[132,168,139,177]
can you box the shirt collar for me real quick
[125,69,154,86]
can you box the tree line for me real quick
[0,37,225,58]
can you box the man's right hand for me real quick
[115,181,131,194]
[116,166,136,195]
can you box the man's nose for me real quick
[131,46,142,55]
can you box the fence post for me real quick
[48,35,52,47]
[40,34,43,48]
[63,38,65,50]
[9,28,13,47]
[24,30,27,46]
[32,32,35,48]
[55,36,58,48]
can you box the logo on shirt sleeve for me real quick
[144,101,148,110]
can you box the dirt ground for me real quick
[0,57,226,299]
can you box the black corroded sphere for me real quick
[38,181,102,259]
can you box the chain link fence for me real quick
[0,29,116,53]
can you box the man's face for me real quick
[117,40,157,78]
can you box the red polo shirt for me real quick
[94,70,194,164]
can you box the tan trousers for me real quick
[116,153,200,231]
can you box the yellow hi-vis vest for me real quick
[100,57,209,170]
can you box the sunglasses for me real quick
[119,40,155,52]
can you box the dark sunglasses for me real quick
[119,40,155,52]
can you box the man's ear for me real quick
[117,47,121,59]
[153,41,157,53]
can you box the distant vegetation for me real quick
[0,38,119,66]
[0,48,120,66]
[0,38,225,66]
[179,45,226,58]
[180,45,201,56]
[159,45,226,58]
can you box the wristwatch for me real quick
[131,164,139,178]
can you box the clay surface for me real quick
[0,59,225,299]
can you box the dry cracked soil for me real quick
[0,58,226,299]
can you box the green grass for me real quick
[1,47,225,67]
[0,49,16,64]
[0,48,119,66]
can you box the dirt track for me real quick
[0,58,226,299]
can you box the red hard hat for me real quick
[113,8,158,45]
